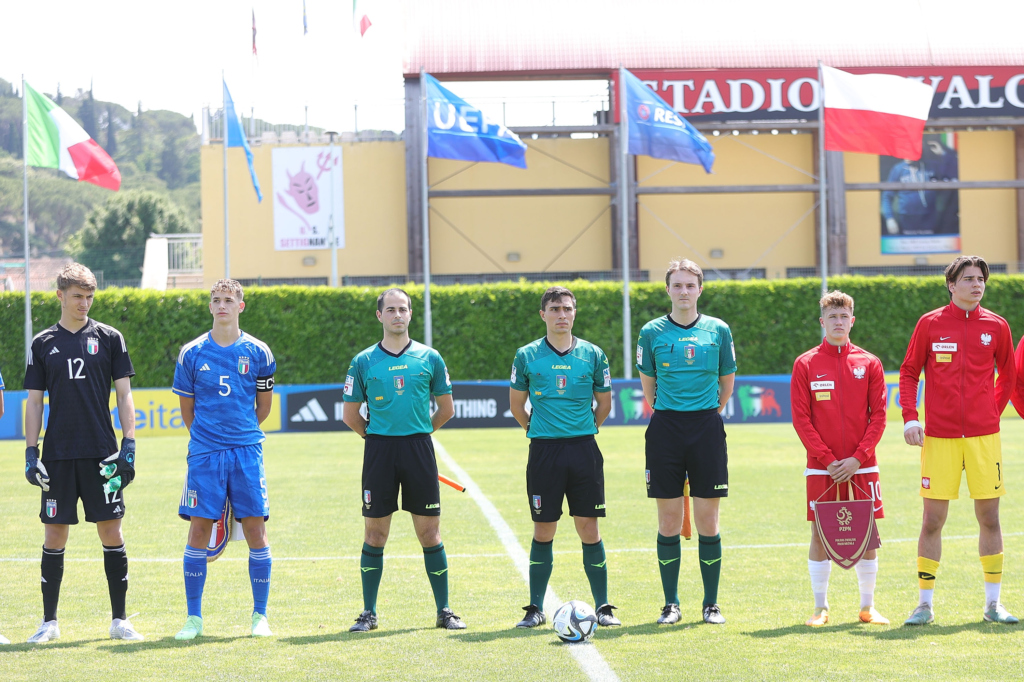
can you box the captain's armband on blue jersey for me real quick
[256,375,275,392]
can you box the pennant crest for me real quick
[555,375,567,390]
[813,497,878,569]
[46,499,57,518]
[364,490,372,505]
[206,499,233,563]
[238,356,250,374]
[394,376,405,390]
[532,495,542,510]
[684,346,696,360]
[87,338,99,355]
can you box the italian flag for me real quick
[822,65,934,161]
[24,82,121,191]
[353,0,371,36]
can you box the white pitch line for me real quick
[1,532,1019,563]
[433,437,621,682]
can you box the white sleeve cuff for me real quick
[903,420,922,433]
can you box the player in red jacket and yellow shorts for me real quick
[899,255,1018,626]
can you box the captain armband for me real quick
[256,375,276,392]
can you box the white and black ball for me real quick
[552,600,598,643]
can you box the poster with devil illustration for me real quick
[271,147,345,251]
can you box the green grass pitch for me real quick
[2,421,1024,681]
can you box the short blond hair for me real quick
[210,279,244,300]
[665,259,703,287]
[56,263,97,292]
[819,290,854,315]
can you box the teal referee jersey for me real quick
[636,314,736,412]
[343,340,452,436]
[511,337,612,439]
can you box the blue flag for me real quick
[424,73,527,169]
[223,80,263,202]
[623,69,715,173]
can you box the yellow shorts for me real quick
[920,433,1005,500]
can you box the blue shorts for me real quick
[178,444,269,521]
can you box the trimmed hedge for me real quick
[3,276,1024,387]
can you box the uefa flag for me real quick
[223,79,262,202]
[622,69,715,173]
[424,74,527,169]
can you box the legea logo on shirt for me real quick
[932,342,957,352]
[810,381,835,390]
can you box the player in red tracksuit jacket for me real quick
[899,255,1018,626]
[791,290,888,627]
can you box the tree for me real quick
[159,134,184,188]
[79,87,96,139]
[105,104,117,156]
[67,190,193,281]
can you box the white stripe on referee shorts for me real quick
[433,437,621,682]
[805,466,880,476]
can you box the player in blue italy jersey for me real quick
[172,279,277,640]
[509,286,619,629]
[637,259,736,626]
[342,288,460,632]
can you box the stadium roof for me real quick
[403,0,1024,78]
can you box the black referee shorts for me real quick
[40,458,126,525]
[645,408,728,499]
[526,435,605,523]
[361,434,441,518]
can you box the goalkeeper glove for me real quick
[25,446,50,491]
[99,437,136,489]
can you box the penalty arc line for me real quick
[432,437,621,682]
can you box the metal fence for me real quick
[787,263,1010,278]
[166,234,203,274]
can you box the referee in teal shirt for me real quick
[509,286,620,629]
[637,260,736,626]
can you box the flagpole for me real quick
[223,71,230,279]
[420,68,432,347]
[618,67,633,380]
[817,61,828,303]
[22,75,32,365]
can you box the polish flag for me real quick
[822,65,934,160]
[353,0,371,36]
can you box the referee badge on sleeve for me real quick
[636,345,643,364]
[511,365,517,383]
[344,375,354,396]
[603,368,611,387]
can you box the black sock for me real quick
[103,544,129,620]
[41,546,65,622]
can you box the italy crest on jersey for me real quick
[684,346,696,360]
[394,376,405,390]
[238,356,250,374]
[556,375,567,389]
[532,495,542,510]
[46,500,57,518]
[187,490,198,508]
[87,338,99,355]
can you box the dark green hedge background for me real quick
[3,276,1024,387]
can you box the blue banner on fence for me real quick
[425,73,528,169]
[0,375,952,439]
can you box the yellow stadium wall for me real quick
[201,142,409,286]
[846,130,1018,270]
[427,137,612,274]
[637,133,817,280]
[201,131,1019,283]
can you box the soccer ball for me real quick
[552,600,598,643]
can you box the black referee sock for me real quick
[103,544,129,621]
[41,546,65,622]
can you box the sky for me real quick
[1,0,609,134]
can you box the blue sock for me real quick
[249,546,272,616]
[183,545,207,618]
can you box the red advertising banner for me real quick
[614,67,1024,122]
